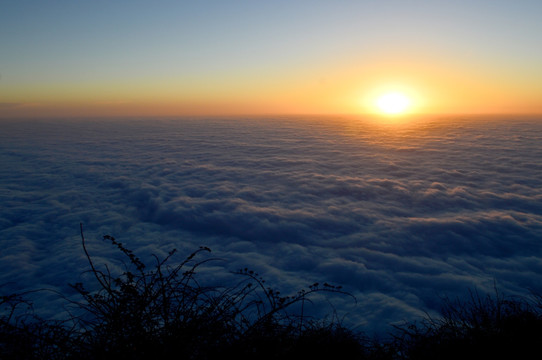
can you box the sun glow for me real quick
[376,92,411,115]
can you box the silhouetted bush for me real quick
[392,288,542,359]
[0,292,76,359]
[1,224,360,359]
[2,225,542,359]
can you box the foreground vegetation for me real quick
[2,225,541,359]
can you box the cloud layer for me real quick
[1,116,541,334]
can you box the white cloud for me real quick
[1,116,541,335]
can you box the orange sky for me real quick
[1,1,541,118]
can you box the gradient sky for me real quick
[1,0,541,117]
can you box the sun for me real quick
[376,92,411,115]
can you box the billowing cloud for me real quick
[1,116,541,335]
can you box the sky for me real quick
[1,0,542,117]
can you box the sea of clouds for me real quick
[1,115,541,335]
